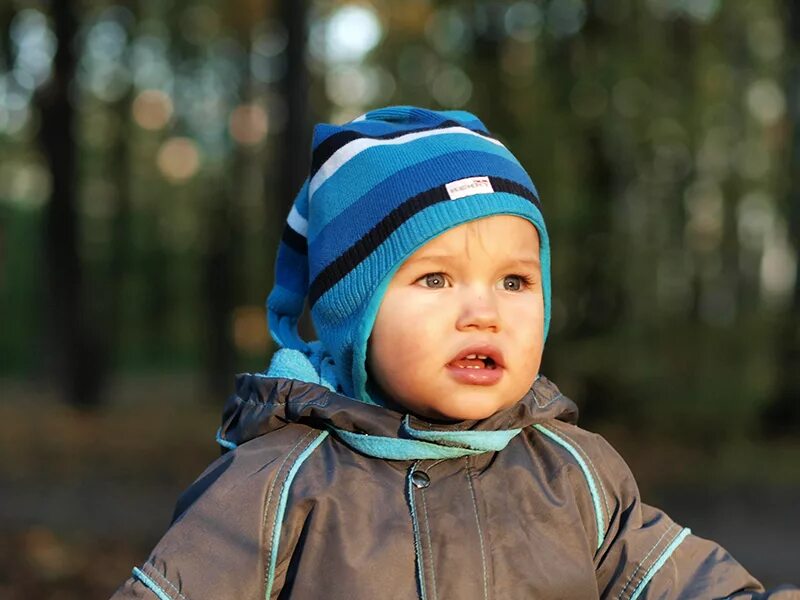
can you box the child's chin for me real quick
[431,394,514,421]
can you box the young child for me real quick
[112,106,797,599]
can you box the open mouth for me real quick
[449,353,498,370]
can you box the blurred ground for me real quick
[1,376,797,598]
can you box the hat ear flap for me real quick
[267,179,311,352]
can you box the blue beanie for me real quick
[267,106,550,404]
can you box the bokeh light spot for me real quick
[157,137,201,182]
[684,0,720,23]
[325,65,389,108]
[504,2,543,43]
[0,160,51,210]
[746,79,785,125]
[132,89,173,131]
[430,65,472,108]
[320,4,383,64]
[546,0,586,38]
[229,103,269,146]
[426,7,472,56]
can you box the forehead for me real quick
[409,215,540,260]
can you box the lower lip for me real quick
[445,365,503,385]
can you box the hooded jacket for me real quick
[111,375,797,599]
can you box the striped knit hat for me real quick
[267,106,550,404]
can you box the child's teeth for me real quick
[465,354,477,359]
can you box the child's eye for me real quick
[418,273,448,288]
[501,275,532,291]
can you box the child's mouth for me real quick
[446,352,503,385]
[448,354,497,369]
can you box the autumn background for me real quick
[1,0,799,597]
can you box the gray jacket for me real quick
[111,375,798,599]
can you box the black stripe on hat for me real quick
[310,120,496,180]
[307,176,540,306]
[282,223,308,255]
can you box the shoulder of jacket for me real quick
[529,420,635,551]
[173,423,330,522]
[123,424,332,600]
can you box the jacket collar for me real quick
[218,374,578,460]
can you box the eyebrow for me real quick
[407,255,541,269]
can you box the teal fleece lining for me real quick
[401,416,521,450]
[532,424,606,550]
[264,430,329,600]
[629,528,691,600]
[131,567,173,600]
[330,415,522,460]
[331,427,490,460]
[267,345,337,392]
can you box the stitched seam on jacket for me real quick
[294,398,331,411]
[407,462,428,600]
[545,424,611,523]
[532,389,562,408]
[141,563,187,600]
[616,524,676,600]
[466,463,489,600]
[265,430,329,600]
[132,567,175,600]
[532,424,606,549]
[262,430,316,597]
[629,527,690,600]
[420,487,439,600]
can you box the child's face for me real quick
[367,215,544,421]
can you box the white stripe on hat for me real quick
[286,204,308,237]
[308,126,506,199]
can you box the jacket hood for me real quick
[218,374,578,460]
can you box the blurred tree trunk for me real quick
[108,13,135,374]
[37,0,105,408]
[763,0,800,434]
[203,175,237,400]
[0,7,13,70]
[279,0,311,211]
[276,0,313,340]
[470,3,512,130]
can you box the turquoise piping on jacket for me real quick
[216,427,237,450]
[264,430,329,600]
[406,461,429,600]
[629,527,691,600]
[132,567,173,600]
[532,423,607,550]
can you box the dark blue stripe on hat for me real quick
[281,223,307,255]
[307,176,540,306]
[310,120,497,180]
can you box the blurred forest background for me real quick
[1,0,799,597]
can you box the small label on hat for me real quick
[445,176,494,200]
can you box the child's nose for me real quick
[455,288,501,332]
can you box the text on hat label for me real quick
[445,176,495,200]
